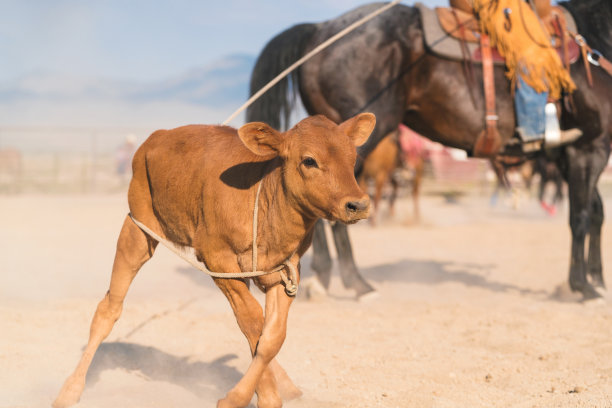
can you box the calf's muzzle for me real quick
[344,196,371,223]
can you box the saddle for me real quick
[415,2,582,157]
[435,5,580,65]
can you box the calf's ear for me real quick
[339,112,376,147]
[238,122,283,156]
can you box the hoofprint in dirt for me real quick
[1,192,611,408]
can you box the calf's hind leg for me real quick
[53,215,157,408]
[216,281,294,408]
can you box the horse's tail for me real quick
[247,23,317,130]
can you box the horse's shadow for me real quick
[86,342,244,400]
[360,258,549,298]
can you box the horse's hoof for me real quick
[357,289,379,302]
[592,286,607,300]
[590,276,607,299]
[568,278,603,301]
[540,201,556,216]
[301,276,327,301]
[580,284,603,301]
[354,280,376,299]
[589,274,605,290]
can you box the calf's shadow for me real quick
[86,342,244,401]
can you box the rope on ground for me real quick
[116,297,198,341]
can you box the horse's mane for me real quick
[561,0,612,57]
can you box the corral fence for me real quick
[1,125,611,196]
[0,126,153,194]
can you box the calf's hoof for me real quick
[217,389,251,408]
[276,376,302,401]
[278,383,302,401]
[588,273,605,290]
[256,394,283,408]
[52,376,85,408]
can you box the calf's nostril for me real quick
[345,199,369,213]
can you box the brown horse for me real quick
[398,124,427,223]
[358,130,400,225]
[53,113,374,408]
[359,126,426,225]
[247,0,612,299]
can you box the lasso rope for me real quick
[130,179,298,296]
[129,2,404,295]
[222,0,402,126]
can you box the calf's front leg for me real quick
[53,215,157,408]
[216,280,294,408]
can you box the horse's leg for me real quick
[538,173,546,203]
[564,147,602,299]
[412,159,424,222]
[309,219,332,290]
[489,159,509,206]
[331,222,375,297]
[216,282,293,408]
[358,174,376,226]
[388,174,399,218]
[329,109,399,297]
[553,171,564,206]
[587,188,605,289]
[371,173,386,226]
[53,215,157,408]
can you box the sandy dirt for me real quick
[1,189,612,408]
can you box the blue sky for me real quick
[2,0,446,83]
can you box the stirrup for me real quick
[544,128,583,148]
[514,127,544,153]
[522,139,544,153]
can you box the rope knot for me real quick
[281,261,299,297]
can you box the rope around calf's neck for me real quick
[129,180,298,296]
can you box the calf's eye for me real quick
[302,157,318,168]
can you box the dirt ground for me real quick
[1,187,612,408]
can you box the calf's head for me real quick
[238,113,374,224]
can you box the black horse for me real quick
[247,0,611,299]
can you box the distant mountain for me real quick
[127,54,255,106]
[0,54,256,108]
[0,55,257,151]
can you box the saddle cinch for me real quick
[415,1,582,157]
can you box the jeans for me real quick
[514,76,547,141]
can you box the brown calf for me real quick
[53,113,374,408]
